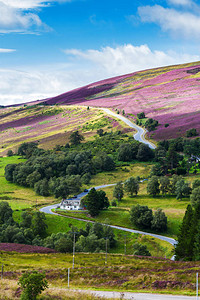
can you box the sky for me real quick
[1,0,200,105]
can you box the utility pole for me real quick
[71,231,78,269]
[124,234,127,256]
[197,272,199,300]
[105,238,108,265]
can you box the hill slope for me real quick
[40,61,200,140]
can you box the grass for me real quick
[0,156,57,210]
[0,252,199,296]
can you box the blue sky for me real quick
[1,0,200,105]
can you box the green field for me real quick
[0,251,199,297]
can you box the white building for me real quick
[60,199,82,210]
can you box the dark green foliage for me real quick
[190,187,200,207]
[124,177,139,196]
[175,179,191,200]
[137,112,145,119]
[4,164,17,182]
[54,237,73,253]
[175,204,194,260]
[151,209,167,232]
[69,130,84,145]
[111,200,117,206]
[7,149,14,157]
[144,118,158,131]
[34,179,50,197]
[31,212,47,238]
[164,123,169,128]
[130,204,153,229]
[113,181,124,201]
[133,242,151,256]
[97,128,104,136]
[147,176,160,197]
[136,144,154,161]
[18,271,48,300]
[192,179,200,190]
[117,142,139,161]
[186,128,198,137]
[81,188,109,216]
[17,142,38,158]
[159,176,170,196]
[0,201,13,225]
[20,212,32,229]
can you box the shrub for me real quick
[133,242,151,256]
[186,128,198,137]
[18,271,48,300]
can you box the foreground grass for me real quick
[0,252,199,296]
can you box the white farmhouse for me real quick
[60,199,82,210]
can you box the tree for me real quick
[34,178,50,197]
[166,144,178,170]
[144,118,158,131]
[175,179,191,200]
[130,204,153,229]
[7,149,14,157]
[31,212,47,237]
[69,131,84,145]
[55,237,73,253]
[169,174,179,195]
[159,176,170,196]
[175,204,194,260]
[124,177,139,197]
[4,164,17,182]
[81,188,109,216]
[192,179,200,190]
[151,209,167,232]
[133,242,151,256]
[0,201,13,225]
[147,176,160,197]
[18,271,48,300]
[97,129,104,136]
[20,211,32,228]
[136,144,154,162]
[17,142,38,158]
[113,181,124,202]
[137,112,145,119]
[190,187,200,208]
[186,128,197,137]
[117,142,139,162]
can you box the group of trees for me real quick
[0,201,116,253]
[153,137,200,176]
[5,143,115,199]
[118,142,154,162]
[147,175,199,201]
[113,177,140,203]
[130,204,167,232]
[0,202,47,245]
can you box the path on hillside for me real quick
[101,108,156,149]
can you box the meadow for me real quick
[0,251,199,297]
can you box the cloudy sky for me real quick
[1,0,200,105]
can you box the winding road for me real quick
[101,108,156,149]
[40,110,175,247]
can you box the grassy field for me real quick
[0,156,57,210]
[0,251,199,297]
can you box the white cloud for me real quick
[0,0,71,33]
[1,44,199,106]
[0,48,16,53]
[64,44,200,76]
[138,4,200,38]
[168,0,194,6]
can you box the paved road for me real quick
[50,289,196,300]
[40,182,177,248]
[101,108,156,149]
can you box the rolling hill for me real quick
[38,61,200,141]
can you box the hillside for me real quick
[0,105,132,155]
[37,61,200,140]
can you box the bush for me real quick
[186,128,198,137]
[130,204,153,229]
[133,242,151,256]
[18,271,48,300]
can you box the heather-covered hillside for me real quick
[0,105,131,155]
[42,61,200,140]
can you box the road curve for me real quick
[40,183,177,248]
[101,108,156,149]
